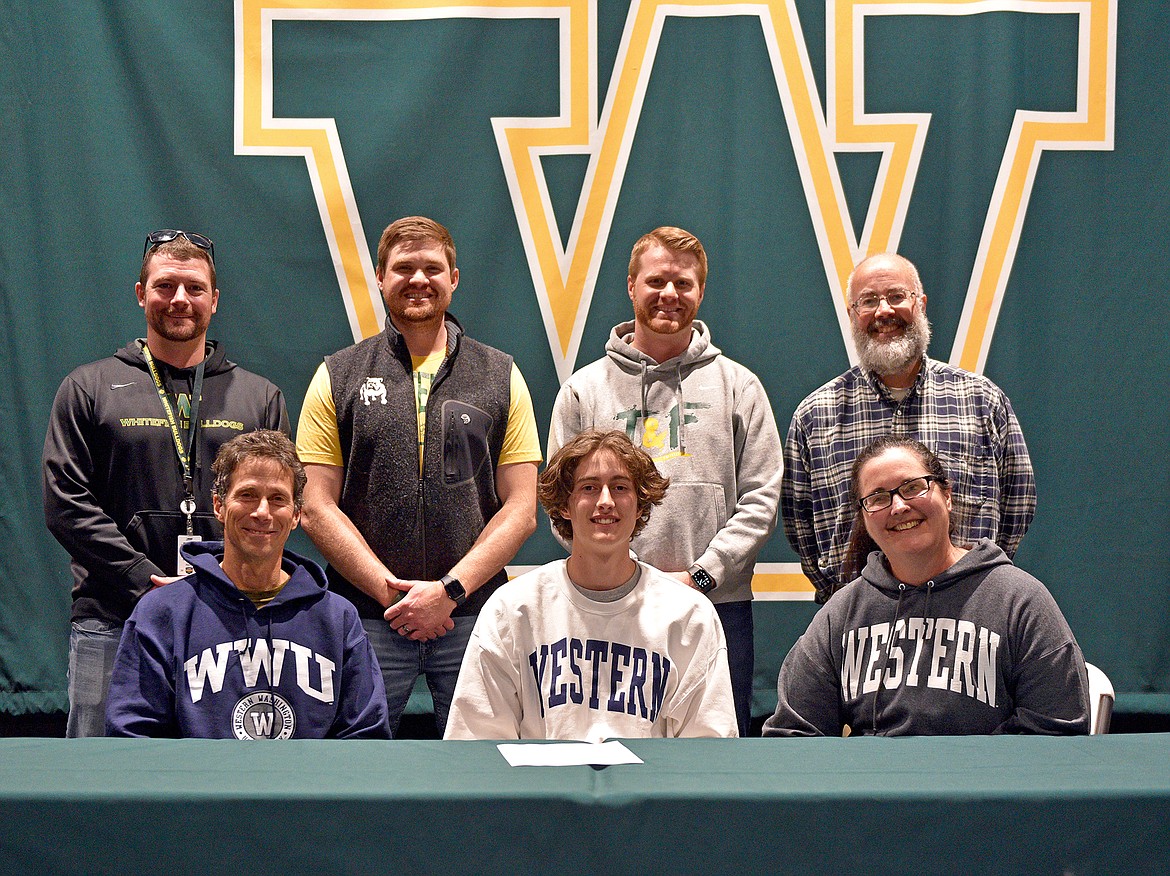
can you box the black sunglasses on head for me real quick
[143,229,215,263]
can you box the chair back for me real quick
[1085,662,1114,735]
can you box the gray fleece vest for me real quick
[325,319,512,618]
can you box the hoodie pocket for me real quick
[126,510,222,575]
[634,481,727,570]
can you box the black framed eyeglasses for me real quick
[143,229,215,263]
[858,475,945,513]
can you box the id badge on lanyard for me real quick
[177,496,199,575]
[143,343,206,575]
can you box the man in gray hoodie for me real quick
[548,226,784,736]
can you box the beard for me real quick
[147,310,210,343]
[632,298,697,336]
[853,309,931,377]
[389,299,440,323]
[384,289,451,328]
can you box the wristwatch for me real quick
[688,565,717,595]
[440,574,467,606]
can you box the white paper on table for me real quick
[497,740,644,767]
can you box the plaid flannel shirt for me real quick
[781,357,1036,601]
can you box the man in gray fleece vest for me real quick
[297,216,541,736]
[548,226,784,736]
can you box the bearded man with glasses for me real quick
[780,252,1036,604]
[43,230,289,736]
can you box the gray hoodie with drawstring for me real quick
[762,539,1090,736]
[548,320,784,604]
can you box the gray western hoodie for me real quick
[548,320,784,603]
[762,539,1090,736]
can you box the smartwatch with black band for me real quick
[688,564,717,595]
[440,574,467,606]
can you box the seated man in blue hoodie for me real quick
[105,430,391,739]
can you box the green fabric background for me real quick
[2,2,1167,715]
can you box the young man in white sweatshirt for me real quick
[445,430,737,740]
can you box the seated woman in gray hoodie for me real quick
[764,434,1088,737]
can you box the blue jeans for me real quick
[715,600,755,738]
[362,615,476,737]
[67,618,124,738]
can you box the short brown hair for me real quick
[140,239,217,290]
[376,216,457,277]
[628,226,708,288]
[212,430,306,512]
[539,430,669,542]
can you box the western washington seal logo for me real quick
[232,691,296,740]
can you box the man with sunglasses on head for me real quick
[780,252,1036,604]
[43,229,289,737]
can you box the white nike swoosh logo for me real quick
[110,382,136,390]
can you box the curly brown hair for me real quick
[212,430,307,512]
[540,430,669,542]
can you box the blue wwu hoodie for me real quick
[106,541,390,739]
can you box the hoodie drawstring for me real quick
[870,579,936,735]
[264,612,276,739]
[870,583,907,734]
[638,360,649,424]
[237,593,279,739]
[636,359,690,455]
